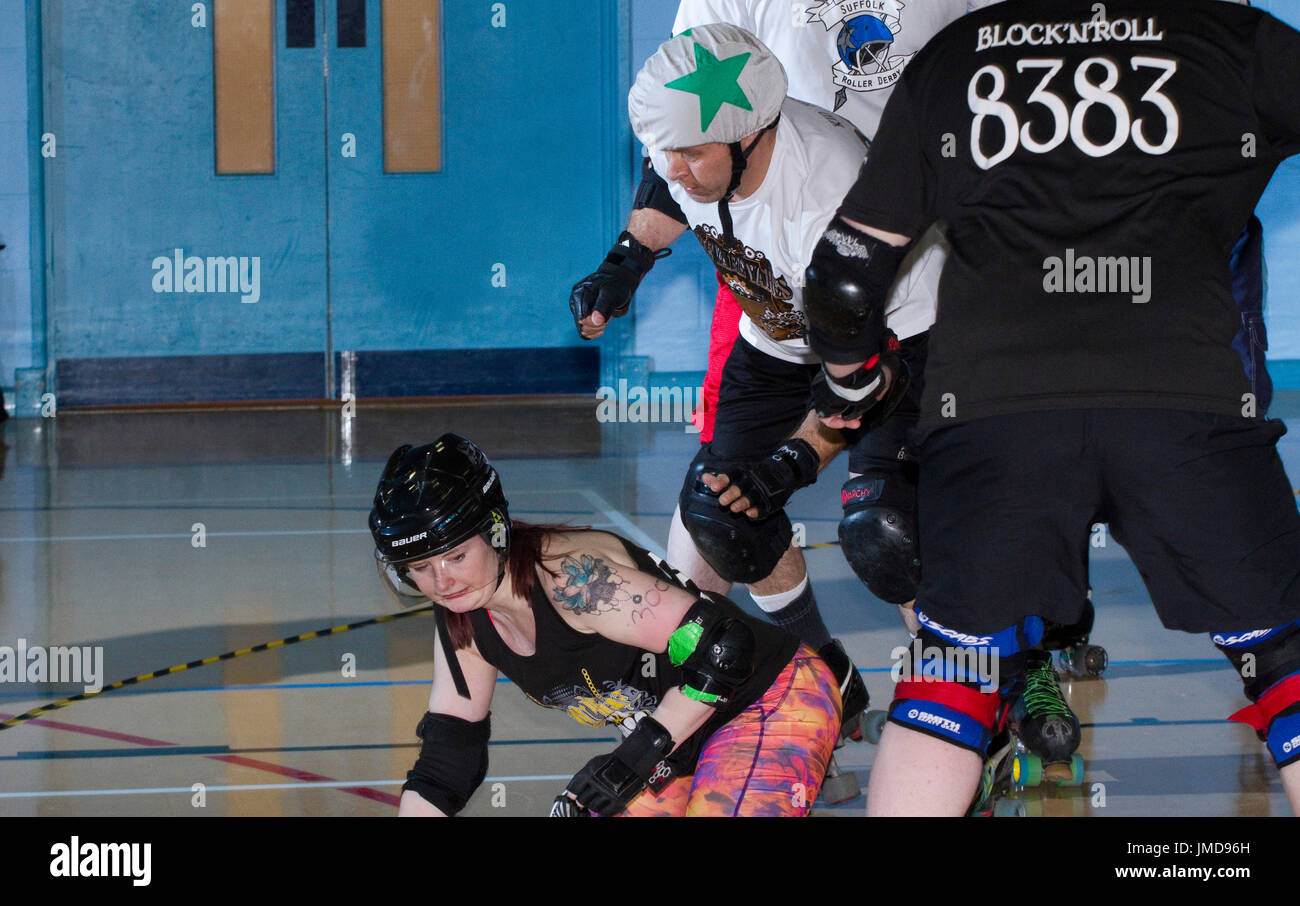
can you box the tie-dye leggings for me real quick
[622,645,842,817]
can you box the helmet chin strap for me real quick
[717,115,781,246]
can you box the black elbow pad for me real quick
[402,711,491,815]
[634,158,688,225]
[804,216,909,364]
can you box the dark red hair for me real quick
[442,521,587,650]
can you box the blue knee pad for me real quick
[1214,621,1300,768]
[888,612,1046,753]
[911,610,1045,691]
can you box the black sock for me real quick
[763,583,833,649]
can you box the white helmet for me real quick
[629,23,787,154]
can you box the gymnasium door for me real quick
[39,0,628,407]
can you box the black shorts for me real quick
[710,335,818,461]
[847,332,928,477]
[911,409,1300,634]
[711,332,930,470]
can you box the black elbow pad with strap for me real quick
[668,595,757,704]
[804,216,910,365]
[403,711,491,815]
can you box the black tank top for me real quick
[469,533,798,775]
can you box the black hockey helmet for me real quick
[369,434,510,600]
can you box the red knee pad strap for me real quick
[888,680,1002,754]
[1228,673,1300,733]
[895,679,1001,726]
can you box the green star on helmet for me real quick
[664,42,753,133]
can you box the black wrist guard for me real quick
[804,215,909,364]
[725,438,820,520]
[563,716,674,816]
[811,332,908,425]
[569,231,667,336]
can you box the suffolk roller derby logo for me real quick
[806,1,917,109]
[693,224,803,341]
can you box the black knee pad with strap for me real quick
[839,473,919,604]
[679,446,792,585]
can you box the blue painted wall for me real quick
[627,0,715,374]
[5,0,1300,406]
[28,0,628,405]
[1251,0,1300,365]
[0,0,35,405]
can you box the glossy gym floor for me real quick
[0,397,1296,817]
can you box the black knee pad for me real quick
[678,447,792,585]
[839,473,919,604]
[1213,622,1300,701]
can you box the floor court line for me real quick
[4,737,609,761]
[0,658,1230,704]
[0,711,399,807]
[0,715,1230,766]
[0,774,574,801]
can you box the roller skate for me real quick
[1012,649,1084,785]
[969,651,1085,816]
[1042,595,1108,678]
[817,639,868,805]
[969,730,1029,818]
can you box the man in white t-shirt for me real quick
[602,25,891,766]
[569,5,999,760]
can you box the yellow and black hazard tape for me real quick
[0,605,434,731]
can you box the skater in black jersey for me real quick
[801,0,1300,814]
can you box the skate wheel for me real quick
[820,769,861,805]
[1012,752,1043,787]
[1083,645,1108,676]
[993,798,1027,818]
[1063,753,1085,786]
[862,709,888,745]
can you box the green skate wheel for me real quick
[1012,752,1043,787]
[862,709,888,745]
[993,798,1027,818]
